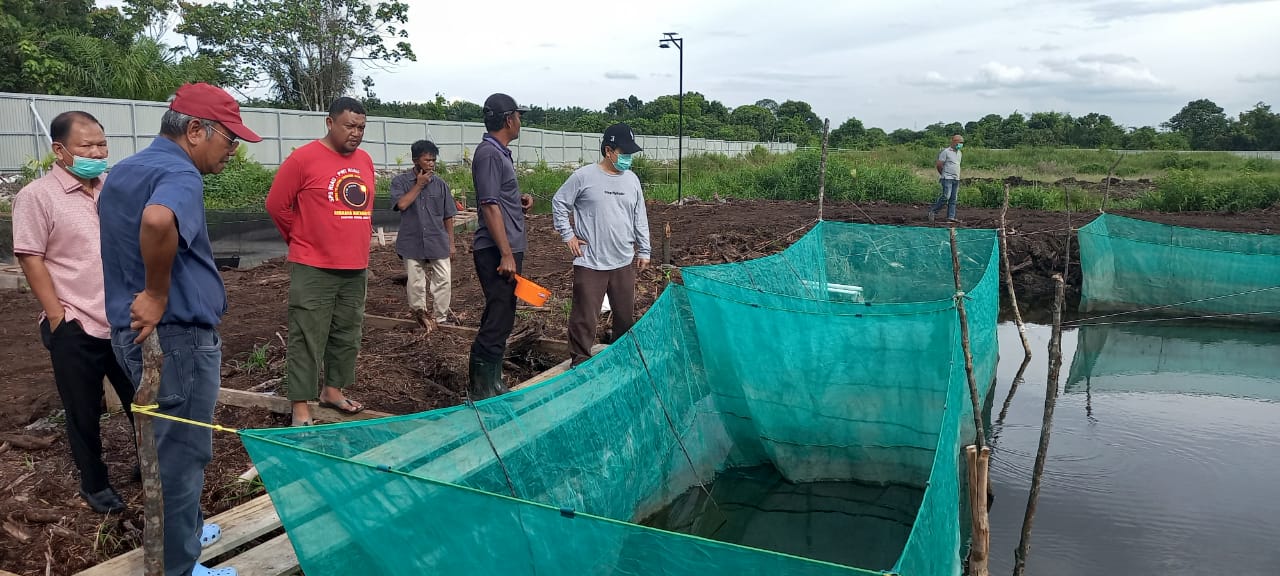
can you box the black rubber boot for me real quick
[467,354,509,401]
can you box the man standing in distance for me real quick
[100,82,260,576]
[552,123,651,366]
[928,134,964,223]
[469,93,534,399]
[267,97,375,426]
[390,140,457,330]
[13,111,137,514]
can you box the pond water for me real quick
[988,319,1280,576]
[643,318,1280,575]
[640,465,923,571]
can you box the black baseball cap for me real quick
[483,93,530,118]
[603,123,643,154]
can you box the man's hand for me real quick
[415,168,433,188]
[47,313,64,332]
[636,258,650,272]
[130,290,168,344]
[497,253,518,278]
[566,237,588,258]
[520,194,535,212]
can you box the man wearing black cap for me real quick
[468,93,534,399]
[552,123,651,366]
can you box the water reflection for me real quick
[1067,321,1280,403]
[988,321,1280,576]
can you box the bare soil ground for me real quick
[2,200,1278,575]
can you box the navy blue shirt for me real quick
[472,134,526,252]
[100,137,227,328]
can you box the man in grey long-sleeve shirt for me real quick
[552,123,651,366]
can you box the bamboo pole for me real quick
[136,333,165,576]
[1000,183,1032,360]
[817,118,830,222]
[1013,273,1066,576]
[949,228,986,449]
[967,445,992,576]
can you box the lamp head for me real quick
[659,42,670,48]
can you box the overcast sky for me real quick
[356,0,1279,131]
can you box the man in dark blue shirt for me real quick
[469,93,534,399]
[100,82,262,576]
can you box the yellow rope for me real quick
[131,404,239,434]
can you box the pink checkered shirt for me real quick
[11,165,111,339]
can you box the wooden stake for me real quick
[949,228,986,449]
[1062,187,1073,283]
[1001,183,1033,361]
[817,118,830,222]
[663,222,672,265]
[136,333,165,576]
[1101,154,1123,214]
[1013,273,1066,576]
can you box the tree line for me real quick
[4,0,1278,152]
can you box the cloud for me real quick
[1078,53,1140,64]
[1020,43,1063,52]
[901,55,1170,96]
[1237,72,1280,84]
[603,71,639,80]
[536,42,557,48]
[1083,0,1273,21]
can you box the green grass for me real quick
[188,144,1279,213]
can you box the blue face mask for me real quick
[614,154,633,172]
[64,155,108,179]
[955,143,964,150]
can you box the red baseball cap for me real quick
[169,83,263,143]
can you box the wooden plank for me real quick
[74,495,281,576]
[213,532,298,576]
[362,313,571,357]
[510,344,605,391]
[217,388,393,422]
[78,335,586,576]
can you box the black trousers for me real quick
[41,318,135,493]
[471,247,524,362]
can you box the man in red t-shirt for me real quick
[267,97,374,426]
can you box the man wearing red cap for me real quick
[266,97,374,426]
[100,82,261,576]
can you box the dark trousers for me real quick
[41,319,135,493]
[113,324,222,576]
[471,247,524,361]
[568,264,636,366]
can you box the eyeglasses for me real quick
[209,124,239,147]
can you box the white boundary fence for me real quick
[0,92,794,171]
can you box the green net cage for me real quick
[238,221,1000,576]
[1077,214,1280,320]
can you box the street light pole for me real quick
[660,32,684,203]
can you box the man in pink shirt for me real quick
[12,111,136,514]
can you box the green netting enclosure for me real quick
[239,221,1000,576]
[1077,214,1280,319]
